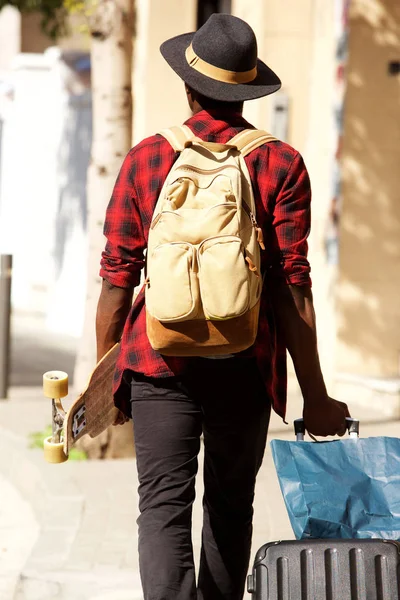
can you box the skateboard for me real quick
[42,343,120,463]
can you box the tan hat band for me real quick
[185,44,257,85]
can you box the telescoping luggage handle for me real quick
[294,417,360,441]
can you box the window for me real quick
[197,0,232,28]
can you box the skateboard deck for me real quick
[43,343,120,461]
[63,343,120,454]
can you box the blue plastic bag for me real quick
[270,437,400,540]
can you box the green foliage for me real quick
[64,0,96,16]
[28,424,53,448]
[0,0,68,39]
[68,447,88,460]
[63,0,97,36]
[28,425,87,461]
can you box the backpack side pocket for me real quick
[146,242,199,322]
[198,235,250,320]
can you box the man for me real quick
[96,13,350,600]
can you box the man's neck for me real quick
[191,105,244,116]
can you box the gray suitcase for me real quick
[247,538,400,599]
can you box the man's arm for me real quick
[270,282,350,436]
[96,279,133,363]
[270,150,349,436]
[95,280,132,426]
[97,147,144,357]
[97,149,145,424]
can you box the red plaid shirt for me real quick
[100,109,311,420]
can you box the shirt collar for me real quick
[184,109,252,137]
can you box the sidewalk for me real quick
[0,474,39,600]
[2,385,399,600]
[0,386,294,600]
[1,311,399,599]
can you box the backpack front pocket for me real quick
[198,236,250,320]
[146,242,199,322]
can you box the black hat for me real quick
[160,13,281,103]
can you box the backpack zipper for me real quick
[242,202,265,250]
[151,202,237,230]
[150,210,183,229]
[177,164,240,175]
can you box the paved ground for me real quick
[0,475,39,599]
[0,310,399,599]
[0,389,297,600]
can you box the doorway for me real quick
[197,0,232,28]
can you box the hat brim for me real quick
[160,32,281,102]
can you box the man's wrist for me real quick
[301,382,328,406]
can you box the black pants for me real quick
[130,357,271,600]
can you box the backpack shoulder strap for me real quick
[158,125,197,152]
[229,129,277,157]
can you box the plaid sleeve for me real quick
[272,152,312,286]
[99,149,145,289]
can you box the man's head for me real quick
[184,84,243,115]
[160,13,281,106]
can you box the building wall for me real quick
[21,13,52,53]
[233,0,339,388]
[133,0,315,152]
[233,0,314,153]
[133,0,197,143]
[0,8,90,337]
[0,51,91,337]
[337,0,400,378]
[301,0,339,389]
[0,53,63,314]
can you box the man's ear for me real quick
[185,84,194,109]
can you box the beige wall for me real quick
[233,0,314,153]
[337,0,400,377]
[132,0,315,152]
[303,0,338,388]
[132,0,197,143]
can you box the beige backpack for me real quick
[145,124,277,356]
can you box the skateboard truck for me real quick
[72,405,86,438]
[43,370,69,463]
[42,342,121,465]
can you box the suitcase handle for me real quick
[294,417,360,441]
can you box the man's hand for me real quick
[303,397,351,437]
[111,406,130,426]
[270,283,351,438]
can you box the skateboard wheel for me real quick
[43,371,68,398]
[43,436,68,463]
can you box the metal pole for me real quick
[0,254,12,399]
